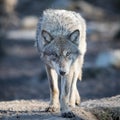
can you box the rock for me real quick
[7,29,35,40]
[87,22,120,41]
[4,0,17,14]
[81,95,120,120]
[96,50,120,68]
[21,16,38,29]
[72,1,105,20]
[0,95,120,120]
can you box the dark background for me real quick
[0,0,120,101]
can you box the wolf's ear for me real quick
[41,30,53,44]
[69,29,80,45]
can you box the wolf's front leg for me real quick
[69,59,83,107]
[69,82,81,107]
[69,73,80,107]
[60,75,75,118]
[45,65,59,112]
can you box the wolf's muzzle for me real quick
[59,70,66,76]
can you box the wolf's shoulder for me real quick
[42,9,85,24]
[39,9,85,36]
[43,9,76,18]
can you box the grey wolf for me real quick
[35,9,86,118]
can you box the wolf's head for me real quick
[41,29,81,76]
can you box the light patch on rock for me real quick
[21,16,38,29]
[96,50,120,68]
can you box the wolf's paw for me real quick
[62,111,75,118]
[75,100,80,106]
[45,106,58,112]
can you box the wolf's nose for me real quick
[59,71,66,76]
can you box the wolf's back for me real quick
[36,9,86,54]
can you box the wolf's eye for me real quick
[52,53,58,57]
[66,52,71,57]
[51,53,58,61]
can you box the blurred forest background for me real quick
[0,0,120,101]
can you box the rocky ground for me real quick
[0,95,120,120]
